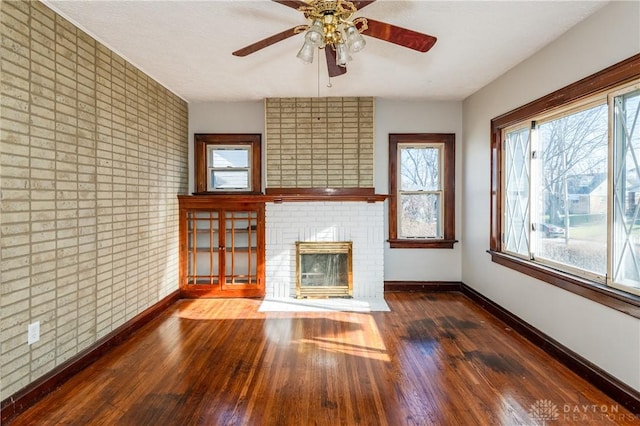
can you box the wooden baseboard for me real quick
[460,283,640,415]
[384,281,462,292]
[0,290,180,424]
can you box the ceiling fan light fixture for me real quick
[305,19,324,46]
[296,40,316,63]
[295,0,363,69]
[335,42,349,67]
[345,24,365,53]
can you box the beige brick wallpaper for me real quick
[0,1,188,398]
[265,97,374,188]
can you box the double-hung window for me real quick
[389,133,456,249]
[490,55,640,310]
[207,145,252,191]
[194,134,261,194]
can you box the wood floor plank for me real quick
[7,293,638,425]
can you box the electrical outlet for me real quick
[28,321,40,345]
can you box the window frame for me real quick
[206,144,253,192]
[609,81,640,296]
[194,134,261,194]
[489,54,640,318]
[502,96,610,283]
[389,133,456,249]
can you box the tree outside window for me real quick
[389,134,456,249]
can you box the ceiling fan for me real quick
[232,0,437,78]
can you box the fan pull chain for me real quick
[324,52,332,89]
[316,48,332,96]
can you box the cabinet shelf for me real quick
[188,228,256,233]
[191,247,256,253]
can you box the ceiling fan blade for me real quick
[272,0,308,9]
[232,27,300,57]
[351,1,377,10]
[359,18,437,53]
[325,47,347,77]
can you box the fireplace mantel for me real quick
[269,194,387,203]
[183,189,388,204]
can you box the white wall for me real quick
[188,101,265,193]
[375,100,463,281]
[462,1,640,391]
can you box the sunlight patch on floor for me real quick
[258,297,390,312]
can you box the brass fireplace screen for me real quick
[295,242,353,298]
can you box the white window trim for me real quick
[206,144,253,192]
[608,80,640,296]
[397,142,444,239]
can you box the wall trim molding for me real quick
[0,290,180,424]
[460,283,640,415]
[488,251,640,319]
[384,280,463,292]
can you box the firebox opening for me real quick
[296,242,353,299]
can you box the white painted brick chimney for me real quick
[265,201,385,300]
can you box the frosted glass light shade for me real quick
[306,19,324,47]
[297,41,315,63]
[335,42,349,66]
[345,25,366,52]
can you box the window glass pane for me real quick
[400,193,441,238]
[211,148,249,168]
[504,127,531,256]
[534,103,608,275]
[400,146,440,191]
[212,170,249,189]
[613,88,640,290]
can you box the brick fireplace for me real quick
[259,97,386,311]
[263,201,386,308]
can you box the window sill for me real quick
[389,239,458,249]
[488,250,640,319]
[192,191,263,196]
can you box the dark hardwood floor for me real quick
[8,292,638,425]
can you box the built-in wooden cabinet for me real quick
[178,196,265,298]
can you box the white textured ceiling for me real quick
[43,0,609,103]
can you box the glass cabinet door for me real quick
[223,210,258,286]
[187,211,220,285]
[185,209,259,289]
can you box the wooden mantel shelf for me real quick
[266,187,387,203]
[183,188,388,204]
[268,194,387,203]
